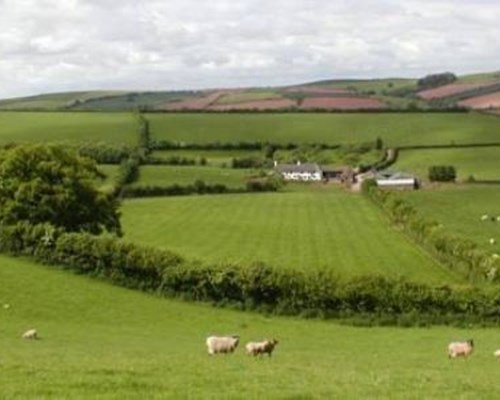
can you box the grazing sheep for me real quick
[494,349,500,358]
[245,339,279,357]
[490,238,496,245]
[448,339,474,358]
[21,329,38,340]
[497,216,500,222]
[206,335,239,355]
[481,214,489,221]
[3,304,10,309]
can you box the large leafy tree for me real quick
[0,144,121,235]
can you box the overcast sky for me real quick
[0,0,499,98]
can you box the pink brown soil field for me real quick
[458,91,500,109]
[208,98,297,110]
[161,91,226,110]
[299,96,387,110]
[417,83,497,100]
[284,87,351,95]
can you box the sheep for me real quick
[481,214,489,221]
[21,329,38,340]
[245,339,279,357]
[494,349,500,358]
[448,339,474,358]
[497,216,500,222]
[3,303,10,309]
[205,335,239,355]
[490,238,496,245]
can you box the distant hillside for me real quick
[1,70,499,112]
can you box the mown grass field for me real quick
[130,165,252,188]
[0,112,137,144]
[1,255,499,399]
[121,187,456,283]
[147,112,500,146]
[394,147,500,181]
[402,185,500,254]
[152,149,262,166]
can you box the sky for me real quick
[0,0,499,98]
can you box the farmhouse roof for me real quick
[275,163,322,174]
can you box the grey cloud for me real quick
[0,0,499,98]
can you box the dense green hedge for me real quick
[362,180,500,283]
[2,221,500,326]
[428,165,456,182]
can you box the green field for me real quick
[131,165,252,188]
[1,254,499,399]
[147,112,500,146]
[121,187,456,283]
[152,149,262,166]
[394,147,500,181]
[0,112,137,144]
[0,91,125,110]
[402,185,500,254]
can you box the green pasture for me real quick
[152,149,262,166]
[147,112,500,146]
[394,147,500,181]
[302,78,417,94]
[402,185,500,254]
[131,165,252,188]
[97,164,120,192]
[457,71,500,84]
[1,254,499,399]
[0,112,137,144]
[0,91,124,110]
[121,187,456,283]
[73,92,197,111]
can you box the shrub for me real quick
[428,165,457,182]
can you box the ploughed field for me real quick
[401,186,500,254]
[394,147,500,182]
[1,254,499,399]
[121,187,457,283]
[0,112,137,144]
[147,112,500,146]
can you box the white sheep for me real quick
[245,339,279,357]
[206,335,239,355]
[494,349,500,358]
[3,304,10,309]
[481,214,489,221]
[490,238,496,245]
[448,339,474,358]
[21,329,38,340]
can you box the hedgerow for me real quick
[2,221,500,326]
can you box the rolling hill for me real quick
[1,70,499,112]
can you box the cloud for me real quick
[0,0,499,98]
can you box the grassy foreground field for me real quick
[1,255,499,399]
[147,112,500,146]
[394,147,500,181]
[402,185,500,254]
[121,187,456,283]
[0,112,137,144]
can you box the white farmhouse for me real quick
[275,162,323,181]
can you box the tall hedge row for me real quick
[2,221,500,326]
